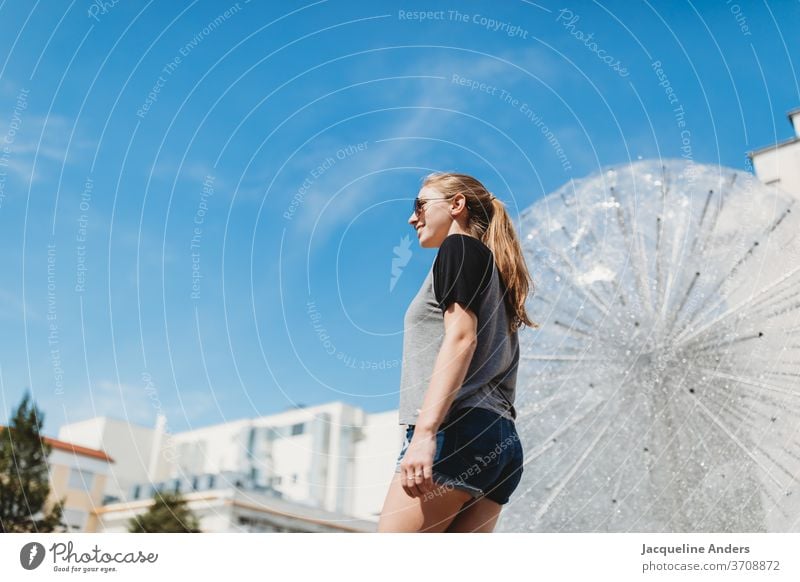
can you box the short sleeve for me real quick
[432,235,493,316]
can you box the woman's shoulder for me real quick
[432,234,495,311]
[438,233,493,257]
[436,234,494,273]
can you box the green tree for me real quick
[0,390,65,533]
[127,490,201,532]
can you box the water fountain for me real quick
[500,159,800,532]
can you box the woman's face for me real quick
[408,185,455,248]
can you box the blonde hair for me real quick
[422,172,539,335]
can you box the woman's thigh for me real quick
[446,496,503,532]
[377,472,473,532]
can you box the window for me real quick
[62,508,88,532]
[290,423,305,436]
[237,515,283,532]
[68,468,94,492]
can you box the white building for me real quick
[94,487,378,533]
[55,415,162,506]
[58,402,403,531]
[749,106,800,195]
[350,409,402,519]
[744,105,800,306]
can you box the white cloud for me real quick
[283,46,566,245]
[1,113,94,183]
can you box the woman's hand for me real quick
[399,431,437,498]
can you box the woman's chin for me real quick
[416,228,438,247]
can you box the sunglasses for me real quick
[413,196,452,215]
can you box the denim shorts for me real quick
[394,406,524,505]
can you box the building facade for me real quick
[45,437,114,532]
[58,402,403,531]
[95,487,377,533]
[749,107,800,195]
[1,425,115,532]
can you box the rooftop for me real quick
[0,425,114,463]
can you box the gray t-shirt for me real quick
[398,234,520,426]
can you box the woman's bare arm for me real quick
[398,301,478,496]
[415,301,478,434]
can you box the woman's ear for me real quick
[452,192,467,214]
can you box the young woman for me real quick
[377,172,538,533]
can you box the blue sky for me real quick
[0,0,797,436]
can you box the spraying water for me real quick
[499,159,800,532]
